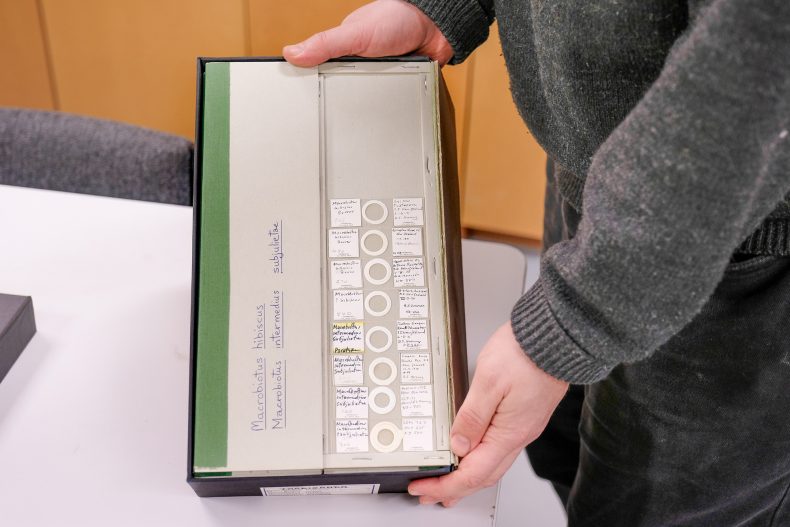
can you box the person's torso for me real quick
[495,0,704,178]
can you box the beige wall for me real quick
[0,1,545,243]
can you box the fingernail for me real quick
[408,487,424,496]
[451,434,470,456]
[284,44,304,56]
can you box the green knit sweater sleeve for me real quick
[405,0,494,64]
[511,0,790,383]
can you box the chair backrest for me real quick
[0,108,193,205]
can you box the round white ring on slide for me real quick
[362,200,389,225]
[364,258,392,285]
[369,386,397,415]
[365,326,393,353]
[364,291,392,317]
[360,229,388,256]
[370,421,404,453]
[369,357,397,385]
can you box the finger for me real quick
[437,448,522,506]
[450,364,506,457]
[283,24,369,67]
[410,437,521,500]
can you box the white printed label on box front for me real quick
[330,199,362,227]
[397,319,428,351]
[262,484,380,496]
[333,354,364,385]
[400,353,432,383]
[402,418,434,452]
[393,258,425,287]
[333,290,364,320]
[391,227,423,256]
[393,198,424,226]
[330,259,362,289]
[399,289,429,318]
[336,419,368,453]
[328,229,360,258]
[331,321,364,353]
[335,386,368,419]
[400,384,433,417]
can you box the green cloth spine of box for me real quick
[194,62,230,470]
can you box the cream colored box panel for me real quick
[226,62,324,472]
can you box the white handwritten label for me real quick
[330,259,362,289]
[333,354,364,385]
[331,321,364,353]
[335,386,368,419]
[392,227,423,256]
[402,418,434,452]
[393,198,424,226]
[399,288,429,318]
[333,290,364,320]
[328,229,359,258]
[336,419,368,453]
[400,384,433,417]
[397,319,428,351]
[330,199,361,227]
[393,258,425,287]
[400,353,432,383]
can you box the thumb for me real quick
[450,369,503,458]
[283,24,368,67]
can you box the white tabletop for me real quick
[0,184,527,527]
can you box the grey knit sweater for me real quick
[408,0,790,383]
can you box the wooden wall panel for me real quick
[248,0,367,55]
[40,0,248,139]
[0,0,55,110]
[461,23,547,241]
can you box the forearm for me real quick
[512,0,790,383]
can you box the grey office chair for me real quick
[0,108,193,205]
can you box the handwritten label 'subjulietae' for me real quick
[335,386,369,419]
[333,354,364,385]
[331,321,364,353]
[336,419,368,453]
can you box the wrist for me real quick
[404,0,492,64]
[395,0,453,64]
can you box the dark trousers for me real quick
[528,160,790,526]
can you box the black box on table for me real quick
[0,293,36,384]
[188,57,467,497]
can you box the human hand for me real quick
[282,0,453,67]
[408,322,569,507]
